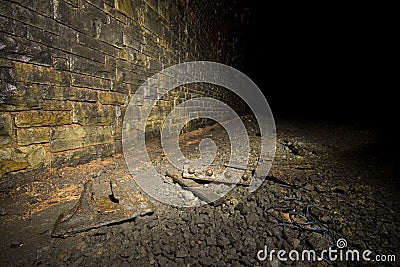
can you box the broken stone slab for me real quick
[51,177,154,238]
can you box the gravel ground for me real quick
[0,116,399,266]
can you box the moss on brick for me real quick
[15,111,72,127]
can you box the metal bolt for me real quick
[205,168,213,176]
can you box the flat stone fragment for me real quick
[51,177,155,237]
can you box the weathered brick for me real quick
[52,56,69,71]
[63,0,80,8]
[111,81,131,94]
[17,127,50,145]
[97,20,124,48]
[88,0,105,10]
[0,15,27,37]
[143,12,163,37]
[55,0,94,33]
[115,0,135,19]
[58,25,78,43]
[0,145,48,176]
[115,66,146,84]
[14,62,70,86]
[42,100,72,111]
[15,111,72,127]
[51,143,115,168]
[98,91,126,105]
[71,73,111,91]
[0,2,60,35]
[123,34,143,49]
[77,33,118,57]
[111,105,124,137]
[1,64,16,103]
[141,43,160,59]
[103,2,129,25]
[11,0,54,17]
[82,2,108,23]
[26,25,53,47]
[0,113,13,145]
[72,102,115,125]
[125,47,148,67]
[148,57,162,70]
[70,42,105,63]
[0,82,43,111]
[49,125,112,152]
[69,55,113,79]
[0,33,52,66]
[41,85,98,102]
[117,48,128,61]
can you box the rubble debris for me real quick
[51,178,154,238]
[2,116,400,265]
[165,170,224,206]
[282,140,310,156]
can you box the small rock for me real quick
[29,198,39,205]
[199,256,214,266]
[176,247,188,258]
[315,185,326,193]
[162,175,173,184]
[190,246,200,258]
[165,221,177,230]
[0,208,7,216]
[306,232,330,250]
[304,183,315,191]
[320,215,332,223]
[209,246,218,257]
[333,185,348,194]
[293,238,301,248]
[182,191,195,201]
[206,237,217,246]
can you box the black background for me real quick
[237,3,396,129]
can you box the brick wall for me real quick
[0,0,246,180]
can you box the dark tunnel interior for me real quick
[238,4,395,124]
[236,3,398,158]
[0,1,398,266]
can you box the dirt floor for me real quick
[0,116,399,266]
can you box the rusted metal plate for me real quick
[181,165,253,186]
[51,177,154,237]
